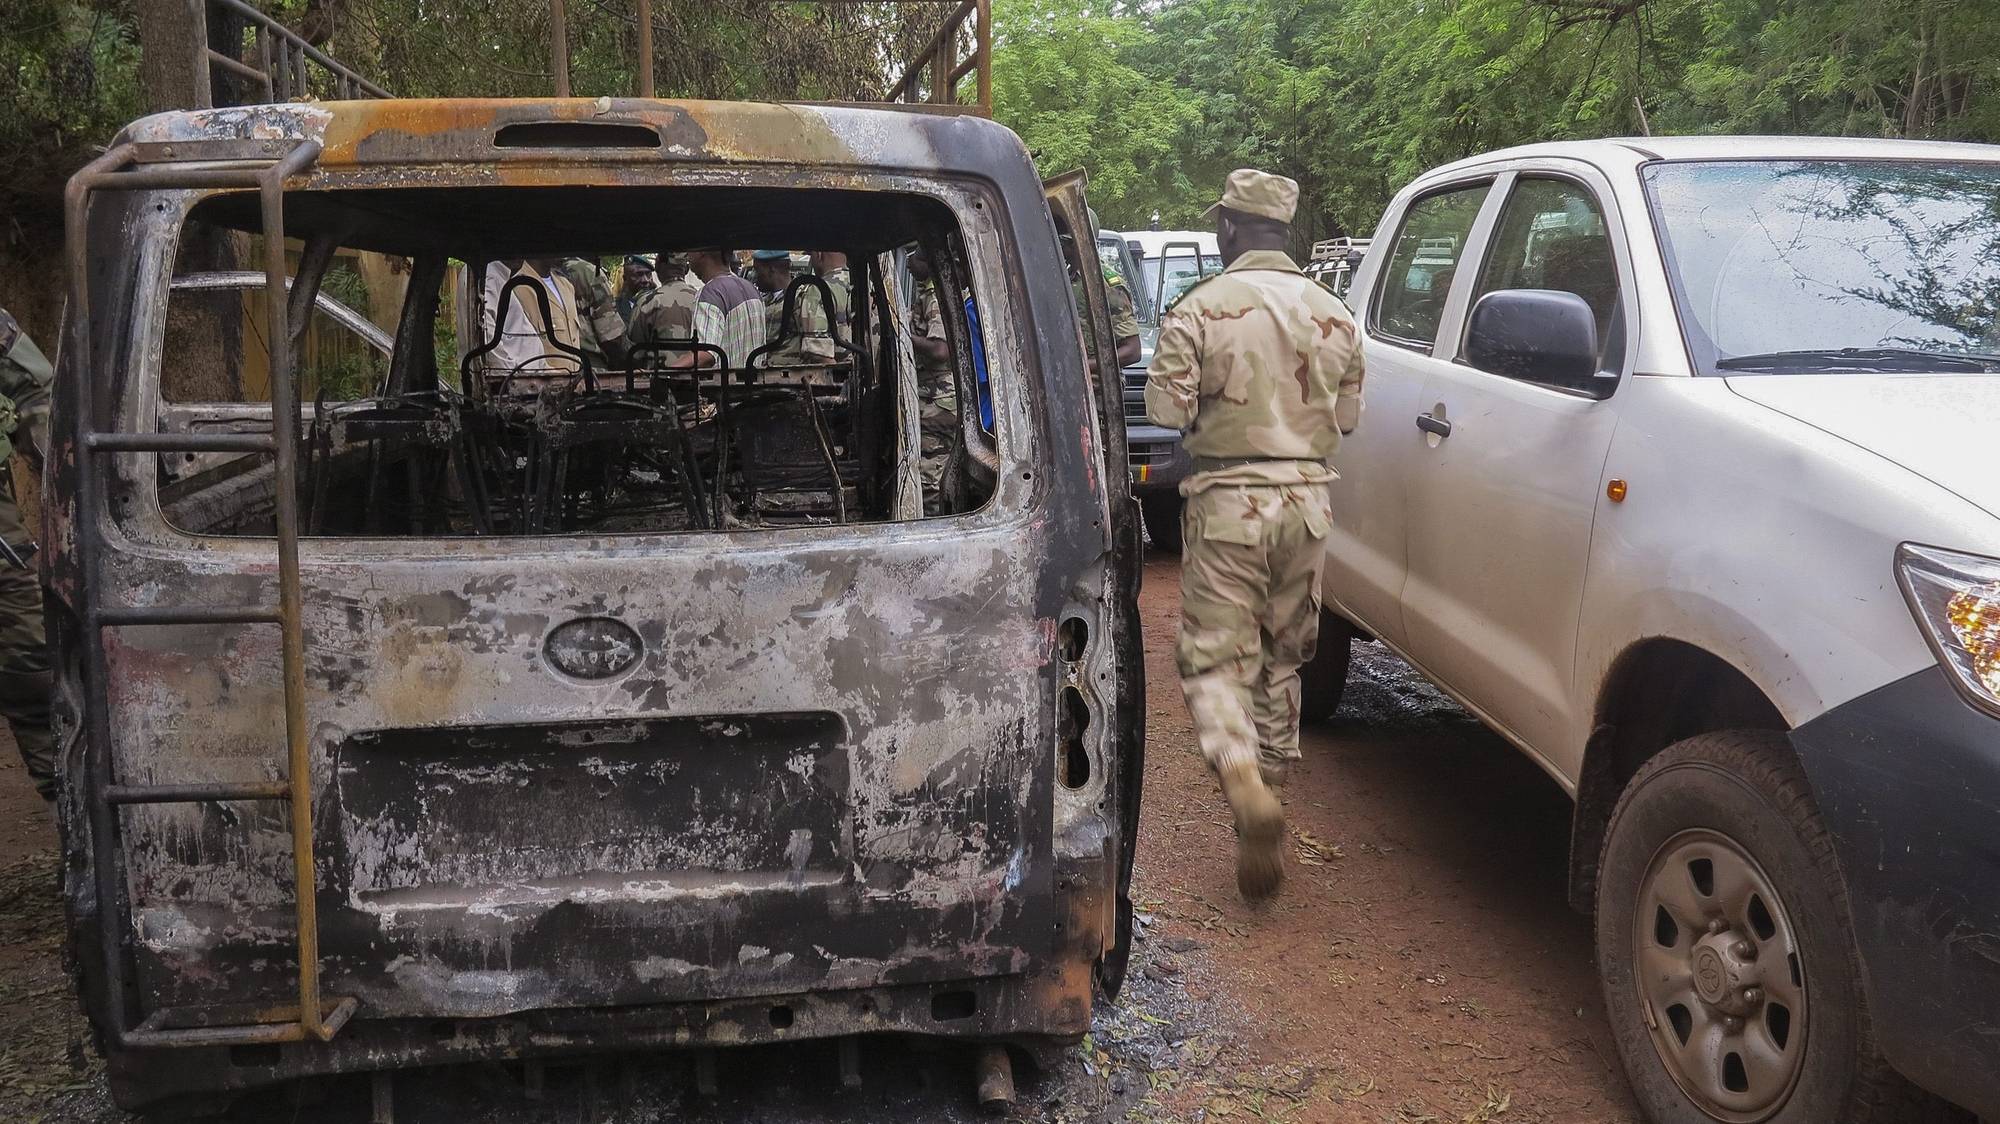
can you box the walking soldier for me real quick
[1144,170,1365,900]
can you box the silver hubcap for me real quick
[1635,830,1807,1122]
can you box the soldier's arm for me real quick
[1144,309,1200,430]
[1109,286,1142,367]
[912,296,950,366]
[1335,342,1364,434]
[0,313,52,462]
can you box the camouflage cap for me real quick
[1204,168,1299,224]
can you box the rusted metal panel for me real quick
[55,99,1142,1108]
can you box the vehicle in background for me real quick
[1128,229,1222,317]
[1304,236,1370,299]
[1113,229,1225,550]
[1097,229,1182,548]
[56,99,1144,1113]
[1308,136,2000,1123]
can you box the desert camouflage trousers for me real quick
[1176,479,1332,777]
[0,485,51,799]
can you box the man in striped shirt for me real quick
[672,248,765,370]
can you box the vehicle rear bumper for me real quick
[1791,665,2000,1119]
[99,846,1114,1109]
[105,968,1092,1109]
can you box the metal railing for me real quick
[191,0,390,108]
[882,0,991,112]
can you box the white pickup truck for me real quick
[1306,137,2000,1124]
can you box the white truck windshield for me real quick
[1645,159,2000,375]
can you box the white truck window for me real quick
[1471,177,1623,377]
[1371,184,1489,349]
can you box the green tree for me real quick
[989,0,1201,229]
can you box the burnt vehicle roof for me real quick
[123,99,1041,258]
[119,98,1033,180]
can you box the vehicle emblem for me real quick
[1692,947,1726,1004]
[544,617,643,680]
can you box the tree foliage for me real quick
[992,0,2000,238]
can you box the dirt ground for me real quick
[0,554,1642,1122]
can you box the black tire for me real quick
[1595,730,1941,1124]
[1140,494,1182,555]
[1297,607,1351,724]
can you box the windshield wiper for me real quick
[1716,347,2000,374]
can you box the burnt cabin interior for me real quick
[163,184,995,537]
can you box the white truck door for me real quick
[1323,178,1497,649]
[1398,169,1632,770]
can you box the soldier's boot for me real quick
[1257,751,1296,790]
[1218,759,1284,901]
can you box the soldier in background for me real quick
[751,251,832,365]
[1105,264,1142,367]
[1144,170,1365,901]
[628,252,699,355]
[557,257,632,372]
[0,308,54,800]
[808,251,852,341]
[616,254,657,323]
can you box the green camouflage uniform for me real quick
[0,308,54,799]
[627,275,700,357]
[557,258,630,373]
[760,276,835,366]
[1145,212,1364,786]
[1105,267,1140,346]
[820,264,853,343]
[1074,264,1141,353]
[911,279,958,503]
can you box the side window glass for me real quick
[1371,184,1489,348]
[1472,177,1623,376]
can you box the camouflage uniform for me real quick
[557,258,630,373]
[819,264,853,342]
[1074,264,1140,354]
[1105,266,1140,346]
[761,286,834,365]
[1145,169,1364,899]
[0,308,54,799]
[627,274,700,358]
[911,279,958,504]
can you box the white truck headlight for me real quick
[1897,543,2000,718]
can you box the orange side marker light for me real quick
[1607,478,1629,503]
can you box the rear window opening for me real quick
[153,182,1001,538]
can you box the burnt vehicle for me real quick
[52,98,1144,1112]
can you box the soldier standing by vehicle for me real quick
[557,256,632,371]
[1145,170,1364,901]
[0,308,54,800]
[1105,264,1142,367]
